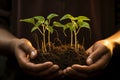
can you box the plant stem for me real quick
[48,31,51,51]
[38,28,44,35]
[34,33,40,50]
[71,31,73,47]
[74,30,77,51]
[76,27,81,35]
[43,26,47,53]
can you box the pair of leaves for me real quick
[20,13,90,34]
[53,14,90,32]
[20,13,58,33]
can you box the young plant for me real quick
[20,13,58,53]
[54,14,90,51]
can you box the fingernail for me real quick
[31,51,37,59]
[31,51,35,56]
[87,58,93,65]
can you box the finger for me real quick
[37,64,60,76]
[24,61,54,72]
[19,38,37,59]
[26,64,61,77]
[63,67,88,79]
[86,46,93,55]
[17,45,54,72]
[87,45,110,65]
[72,53,111,73]
[20,62,54,77]
[16,47,54,73]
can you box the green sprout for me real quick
[20,13,90,53]
[54,14,90,51]
[20,13,58,53]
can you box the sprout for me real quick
[20,13,58,52]
[54,14,90,50]
[20,13,90,52]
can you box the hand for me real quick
[10,38,62,80]
[63,40,112,80]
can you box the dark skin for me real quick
[0,28,62,80]
[63,30,120,80]
[1,26,120,80]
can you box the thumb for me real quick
[19,38,37,59]
[86,46,108,65]
[30,49,37,59]
[86,51,101,65]
[86,57,93,65]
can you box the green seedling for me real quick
[20,13,58,53]
[54,14,90,51]
[20,13,90,52]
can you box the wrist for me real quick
[101,39,115,55]
[97,31,120,56]
[8,38,20,55]
[106,31,120,46]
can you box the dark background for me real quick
[115,0,120,26]
[0,0,120,80]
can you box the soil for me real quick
[30,44,88,70]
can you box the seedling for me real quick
[20,13,58,53]
[20,13,91,70]
[53,14,90,51]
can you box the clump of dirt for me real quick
[30,44,88,70]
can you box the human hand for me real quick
[63,40,113,80]
[10,38,62,80]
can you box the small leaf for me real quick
[77,16,90,21]
[60,14,74,21]
[46,26,54,33]
[70,25,76,31]
[65,23,75,31]
[36,21,42,27]
[63,25,69,31]
[72,21,78,29]
[53,21,64,27]
[65,23,72,30]
[31,26,38,32]
[20,18,35,24]
[47,13,58,20]
[45,20,49,25]
[78,21,90,29]
[34,16,45,24]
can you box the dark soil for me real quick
[30,44,88,70]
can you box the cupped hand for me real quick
[10,38,62,80]
[63,40,113,80]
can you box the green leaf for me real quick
[72,21,78,29]
[46,26,54,33]
[65,23,72,30]
[34,16,45,24]
[20,18,35,24]
[65,23,75,31]
[78,21,90,29]
[63,25,69,31]
[36,21,42,27]
[31,26,38,32]
[70,25,76,31]
[53,21,64,27]
[45,20,49,25]
[77,16,90,21]
[47,13,58,20]
[60,14,74,21]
